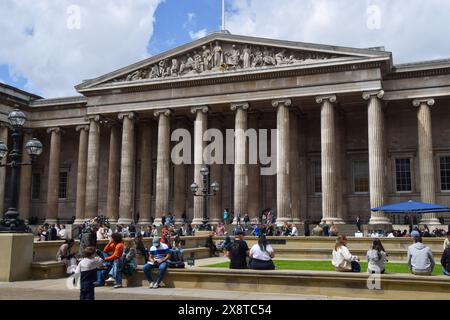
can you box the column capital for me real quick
[75,125,89,132]
[230,102,249,111]
[315,95,337,104]
[363,90,384,100]
[46,127,62,134]
[412,98,435,107]
[85,115,101,122]
[190,106,210,114]
[272,98,292,108]
[153,109,172,118]
[118,112,136,121]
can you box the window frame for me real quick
[439,155,450,192]
[58,171,68,200]
[351,159,369,194]
[393,157,413,193]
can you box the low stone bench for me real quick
[124,267,450,300]
[31,247,211,280]
[31,261,67,279]
[269,247,442,262]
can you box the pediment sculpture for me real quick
[111,41,341,83]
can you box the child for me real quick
[74,246,104,300]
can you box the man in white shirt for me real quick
[290,224,299,236]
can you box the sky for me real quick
[0,0,450,98]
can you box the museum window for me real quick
[58,172,68,199]
[440,156,450,191]
[395,158,412,192]
[312,160,322,194]
[31,173,41,200]
[352,160,369,193]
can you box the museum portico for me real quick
[1,32,450,227]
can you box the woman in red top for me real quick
[95,233,124,287]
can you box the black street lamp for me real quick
[190,166,220,231]
[0,109,43,233]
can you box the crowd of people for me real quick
[331,233,450,276]
[37,223,68,241]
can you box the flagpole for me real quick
[222,0,225,31]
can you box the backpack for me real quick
[168,249,185,268]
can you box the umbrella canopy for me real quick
[371,200,450,213]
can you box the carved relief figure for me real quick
[193,51,203,73]
[170,58,179,76]
[251,47,264,68]
[224,44,241,69]
[202,45,212,71]
[263,47,275,66]
[111,41,336,83]
[213,41,223,68]
[242,45,252,69]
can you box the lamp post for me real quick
[190,166,220,231]
[0,109,43,233]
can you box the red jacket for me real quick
[103,242,124,261]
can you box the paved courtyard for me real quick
[0,278,357,300]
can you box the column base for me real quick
[276,217,293,227]
[419,218,442,226]
[191,218,205,226]
[292,218,302,225]
[138,220,152,227]
[321,217,345,225]
[117,218,134,225]
[208,218,222,226]
[153,218,163,226]
[73,219,88,225]
[44,219,58,225]
[369,216,392,226]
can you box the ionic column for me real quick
[231,102,249,223]
[74,125,89,225]
[118,112,136,225]
[154,109,171,225]
[209,117,223,225]
[247,115,260,223]
[85,116,101,219]
[18,131,33,222]
[173,119,187,225]
[290,111,301,225]
[273,99,292,226]
[106,124,121,224]
[0,124,8,216]
[364,90,391,225]
[413,98,440,225]
[316,95,344,224]
[138,121,152,226]
[191,106,209,226]
[46,127,61,224]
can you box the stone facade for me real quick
[1,32,450,226]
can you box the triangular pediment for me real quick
[76,32,391,92]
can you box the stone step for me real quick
[122,266,450,299]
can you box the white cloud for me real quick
[227,0,450,64]
[0,0,163,98]
[187,12,196,23]
[189,29,207,40]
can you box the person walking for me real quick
[367,239,388,274]
[332,235,360,272]
[249,235,275,270]
[407,236,435,275]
